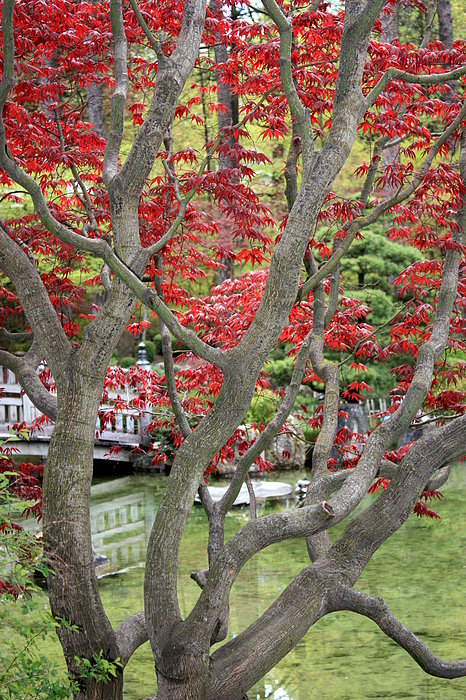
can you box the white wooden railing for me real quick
[0,366,147,448]
[0,366,43,426]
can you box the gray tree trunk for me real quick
[43,367,123,699]
[437,0,453,47]
[437,0,456,101]
[211,0,238,283]
[86,82,106,138]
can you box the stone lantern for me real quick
[136,341,150,368]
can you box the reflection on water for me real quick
[91,477,154,571]
[91,469,466,700]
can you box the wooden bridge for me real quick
[0,366,148,463]
[1,364,390,465]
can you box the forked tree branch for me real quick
[112,0,208,198]
[298,98,466,300]
[0,0,225,371]
[128,0,164,60]
[0,327,33,344]
[160,316,214,512]
[184,154,465,639]
[207,413,466,696]
[115,611,148,666]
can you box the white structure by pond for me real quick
[195,480,293,506]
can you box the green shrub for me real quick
[120,356,135,369]
[265,356,295,388]
[144,340,155,364]
[152,334,163,356]
[245,390,279,426]
[303,426,319,443]
[267,342,291,362]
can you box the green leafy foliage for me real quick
[246,390,279,427]
[74,650,122,684]
[0,598,78,699]
[340,228,422,293]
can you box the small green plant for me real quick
[0,601,78,700]
[246,390,279,427]
[74,650,123,684]
[0,431,45,598]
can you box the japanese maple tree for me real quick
[0,0,465,698]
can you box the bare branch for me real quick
[245,474,257,520]
[330,586,466,678]
[0,225,71,379]
[53,108,97,232]
[419,0,437,49]
[113,0,207,198]
[0,328,33,344]
[100,264,112,291]
[308,281,339,478]
[262,0,313,162]
[185,263,466,639]
[218,328,314,515]
[128,0,164,60]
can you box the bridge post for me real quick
[136,343,152,448]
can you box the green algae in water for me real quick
[1,467,465,699]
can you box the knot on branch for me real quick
[321,501,335,516]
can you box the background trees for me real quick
[0,1,465,698]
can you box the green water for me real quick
[91,467,466,699]
[2,467,466,699]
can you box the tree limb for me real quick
[366,65,466,109]
[115,611,148,667]
[329,585,466,678]
[261,0,313,163]
[128,0,164,61]
[103,0,128,185]
[112,0,208,198]
[0,327,33,345]
[217,328,314,515]
[0,225,71,381]
[0,340,57,422]
[207,415,465,697]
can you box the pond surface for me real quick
[89,466,466,700]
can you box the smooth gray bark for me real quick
[86,82,106,138]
